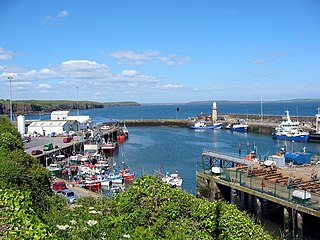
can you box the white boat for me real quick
[190,120,222,130]
[47,163,62,175]
[231,123,248,132]
[106,172,123,184]
[272,110,309,142]
[161,172,183,187]
[101,139,119,154]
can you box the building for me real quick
[50,111,92,130]
[51,111,69,120]
[27,120,77,136]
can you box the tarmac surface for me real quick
[23,136,82,156]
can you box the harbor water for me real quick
[25,101,320,238]
[111,127,320,195]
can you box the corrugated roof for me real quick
[51,111,70,115]
[29,121,68,127]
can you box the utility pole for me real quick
[7,74,14,122]
[76,86,79,131]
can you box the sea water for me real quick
[25,100,320,121]
[112,127,320,194]
[25,101,320,238]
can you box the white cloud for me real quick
[0,59,159,100]
[58,10,69,18]
[158,55,191,65]
[110,50,160,61]
[109,50,191,66]
[121,70,138,76]
[0,47,14,61]
[37,83,52,90]
[161,84,183,89]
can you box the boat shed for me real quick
[27,120,77,136]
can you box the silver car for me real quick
[60,189,78,204]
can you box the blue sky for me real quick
[0,0,319,103]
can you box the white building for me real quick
[66,115,92,130]
[27,120,77,136]
[51,111,69,120]
[50,111,92,130]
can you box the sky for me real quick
[0,0,319,103]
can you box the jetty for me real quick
[196,150,320,239]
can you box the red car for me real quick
[63,136,73,143]
[31,149,43,155]
[53,181,67,192]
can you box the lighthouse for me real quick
[212,101,218,123]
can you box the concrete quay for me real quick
[197,150,320,239]
[119,113,316,135]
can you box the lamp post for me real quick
[76,86,79,131]
[7,75,13,122]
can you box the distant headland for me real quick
[0,99,140,115]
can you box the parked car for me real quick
[43,142,54,151]
[60,189,78,204]
[53,181,67,192]
[31,149,43,155]
[63,136,73,143]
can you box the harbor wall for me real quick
[120,113,315,135]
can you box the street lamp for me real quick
[76,86,79,131]
[7,74,13,122]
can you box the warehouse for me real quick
[27,120,77,136]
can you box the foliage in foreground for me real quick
[0,188,55,239]
[0,116,273,239]
[43,175,273,239]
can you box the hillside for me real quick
[0,99,140,115]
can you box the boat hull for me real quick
[272,133,309,142]
[231,126,248,132]
[308,133,320,142]
[190,123,222,130]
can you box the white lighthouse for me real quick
[212,101,218,122]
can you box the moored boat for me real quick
[84,179,101,190]
[190,120,222,130]
[231,123,248,132]
[308,107,320,142]
[272,110,309,142]
[47,163,62,176]
[161,172,183,187]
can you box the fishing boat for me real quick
[308,107,320,142]
[121,123,129,139]
[101,139,119,156]
[47,163,62,176]
[189,120,222,130]
[84,177,102,190]
[231,123,248,132]
[272,110,309,142]
[161,172,183,187]
[107,172,124,184]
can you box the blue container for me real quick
[284,152,311,165]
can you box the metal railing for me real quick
[197,164,320,211]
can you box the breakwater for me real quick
[119,113,315,135]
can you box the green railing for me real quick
[197,164,320,211]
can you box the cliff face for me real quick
[0,100,104,115]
